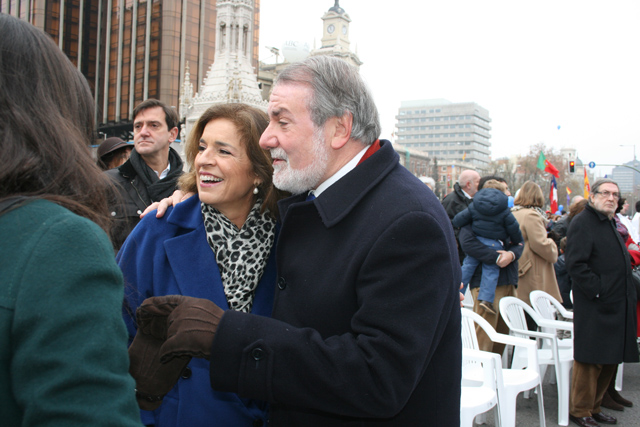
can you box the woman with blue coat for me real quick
[119,103,286,427]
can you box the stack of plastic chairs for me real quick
[461,347,502,426]
[461,308,546,427]
[499,297,573,426]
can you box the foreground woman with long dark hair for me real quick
[0,14,141,426]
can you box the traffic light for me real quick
[569,160,575,174]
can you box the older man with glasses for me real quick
[565,178,639,427]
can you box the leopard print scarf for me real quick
[202,200,276,313]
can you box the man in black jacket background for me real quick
[106,99,183,251]
[442,169,480,264]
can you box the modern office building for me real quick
[395,99,492,171]
[1,0,261,140]
[612,159,640,195]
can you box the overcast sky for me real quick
[258,0,640,178]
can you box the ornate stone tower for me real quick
[311,0,362,68]
[180,0,267,143]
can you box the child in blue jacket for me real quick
[453,180,523,314]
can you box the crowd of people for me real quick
[443,170,639,426]
[2,14,638,427]
[2,15,463,427]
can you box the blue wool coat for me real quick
[118,195,277,427]
[209,140,462,426]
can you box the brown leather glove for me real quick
[159,296,224,363]
[128,296,192,411]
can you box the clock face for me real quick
[342,25,347,35]
[327,24,335,34]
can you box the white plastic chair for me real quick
[462,308,546,427]
[499,297,573,426]
[530,290,574,321]
[530,290,574,350]
[463,285,474,309]
[534,291,626,392]
[461,348,502,427]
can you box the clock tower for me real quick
[313,1,362,68]
[321,1,351,51]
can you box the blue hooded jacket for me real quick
[452,188,522,244]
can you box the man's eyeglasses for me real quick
[594,190,620,200]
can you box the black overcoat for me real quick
[442,182,472,263]
[209,140,463,426]
[565,204,639,364]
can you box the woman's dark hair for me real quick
[97,146,131,171]
[179,103,288,218]
[0,14,112,231]
[616,197,627,214]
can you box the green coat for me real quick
[0,199,142,426]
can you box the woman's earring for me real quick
[253,187,259,195]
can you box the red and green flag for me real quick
[537,151,560,178]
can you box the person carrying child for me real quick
[453,179,523,314]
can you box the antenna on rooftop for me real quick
[265,46,280,64]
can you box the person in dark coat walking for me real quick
[127,55,462,426]
[565,178,639,427]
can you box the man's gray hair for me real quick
[591,178,619,195]
[274,56,381,145]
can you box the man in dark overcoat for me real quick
[565,178,639,427]
[442,169,480,264]
[129,56,463,426]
